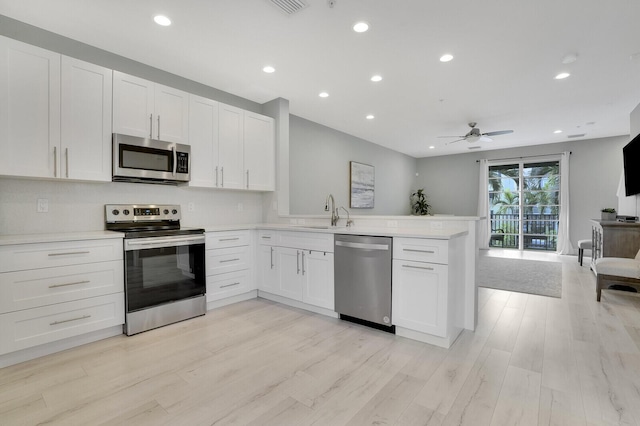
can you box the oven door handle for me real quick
[125,235,205,250]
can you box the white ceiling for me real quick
[1,0,640,158]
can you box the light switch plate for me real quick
[188,202,195,212]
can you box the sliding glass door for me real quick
[489,159,560,251]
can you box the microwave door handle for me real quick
[172,146,177,176]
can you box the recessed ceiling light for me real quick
[262,66,275,73]
[439,54,454,62]
[370,75,382,82]
[319,92,329,98]
[429,146,435,149]
[554,130,562,134]
[153,15,171,26]
[366,115,374,120]
[353,22,369,33]
[555,72,570,80]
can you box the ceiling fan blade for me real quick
[482,130,513,137]
[445,138,466,145]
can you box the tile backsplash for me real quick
[0,178,264,235]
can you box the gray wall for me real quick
[289,116,417,215]
[416,136,630,249]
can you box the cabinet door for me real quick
[112,71,154,138]
[189,95,219,187]
[302,251,334,310]
[257,244,279,294]
[154,84,188,143]
[0,36,60,178]
[392,260,448,337]
[218,103,244,189]
[277,247,302,301]
[244,112,275,191]
[61,57,112,181]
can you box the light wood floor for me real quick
[2,252,640,425]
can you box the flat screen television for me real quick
[623,132,640,196]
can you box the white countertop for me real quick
[0,231,124,246]
[203,223,468,239]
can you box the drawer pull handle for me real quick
[220,258,240,263]
[402,264,434,271]
[261,236,272,239]
[220,282,240,288]
[50,314,91,326]
[48,251,91,257]
[219,237,240,242]
[49,280,90,289]
[403,248,435,254]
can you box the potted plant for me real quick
[601,208,617,221]
[411,189,432,215]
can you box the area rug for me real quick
[477,256,562,298]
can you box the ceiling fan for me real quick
[439,122,513,145]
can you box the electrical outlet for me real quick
[188,202,195,212]
[431,221,443,229]
[387,220,398,227]
[37,198,49,213]
[237,203,244,212]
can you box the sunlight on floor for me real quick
[481,248,564,262]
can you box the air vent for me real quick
[468,146,482,150]
[567,133,586,139]
[268,0,308,14]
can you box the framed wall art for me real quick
[350,161,375,208]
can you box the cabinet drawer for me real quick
[393,237,448,265]
[0,293,125,355]
[0,261,124,313]
[205,230,250,248]
[206,270,251,301]
[278,231,333,252]
[0,239,123,273]
[206,246,251,275]
[257,230,277,246]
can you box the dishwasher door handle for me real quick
[335,240,389,251]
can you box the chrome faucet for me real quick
[325,194,339,226]
[340,206,354,227]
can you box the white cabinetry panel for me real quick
[218,103,244,189]
[244,112,275,191]
[188,95,219,187]
[0,36,60,178]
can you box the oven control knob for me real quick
[172,209,178,215]
[122,209,130,216]
[111,209,119,216]
[163,209,169,215]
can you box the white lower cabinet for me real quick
[0,236,125,357]
[256,230,334,311]
[392,237,463,348]
[392,260,448,337]
[205,230,254,303]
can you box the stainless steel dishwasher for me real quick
[334,234,394,331]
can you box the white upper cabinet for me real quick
[61,57,112,181]
[0,37,112,182]
[218,103,245,189]
[244,112,275,191]
[113,71,188,144]
[188,95,219,187]
[0,36,61,178]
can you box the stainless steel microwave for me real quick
[112,133,191,184]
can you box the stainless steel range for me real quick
[105,204,206,335]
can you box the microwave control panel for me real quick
[176,152,189,173]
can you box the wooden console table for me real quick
[591,220,640,266]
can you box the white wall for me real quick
[416,136,629,250]
[289,116,417,215]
